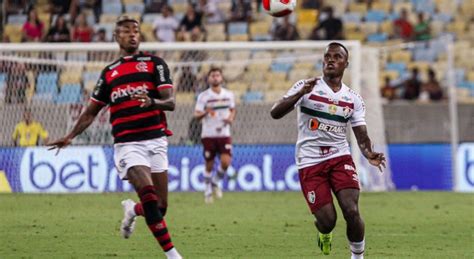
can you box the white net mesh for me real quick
[0,41,394,190]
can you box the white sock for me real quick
[165,247,182,259]
[204,172,212,184]
[350,239,365,259]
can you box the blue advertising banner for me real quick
[0,143,461,193]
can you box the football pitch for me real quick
[0,192,472,258]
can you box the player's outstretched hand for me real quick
[223,118,233,125]
[131,93,152,108]
[366,151,386,173]
[47,137,72,155]
[299,77,319,95]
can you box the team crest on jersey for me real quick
[328,104,337,114]
[119,159,127,168]
[307,191,316,204]
[342,96,351,102]
[316,90,326,96]
[343,106,353,118]
[136,61,149,72]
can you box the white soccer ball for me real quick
[262,0,297,17]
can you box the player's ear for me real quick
[345,61,349,68]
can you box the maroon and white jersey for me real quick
[286,78,366,169]
[91,52,173,143]
[195,88,235,138]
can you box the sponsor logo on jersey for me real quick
[352,173,359,183]
[343,106,353,118]
[136,61,149,72]
[156,64,165,82]
[111,84,149,102]
[137,56,151,61]
[307,191,316,204]
[328,104,337,114]
[308,118,346,133]
[312,102,325,110]
[344,164,356,172]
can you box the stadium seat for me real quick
[413,48,437,62]
[430,21,445,36]
[348,3,368,13]
[228,22,248,35]
[83,71,101,83]
[380,70,399,82]
[141,22,154,42]
[271,62,293,73]
[7,14,27,25]
[288,69,311,82]
[360,22,379,35]
[447,21,466,36]
[393,2,413,14]
[36,72,59,95]
[390,50,412,63]
[385,62,407,75]
[252,51,273,61]
[345,31,365,41]
[125,3,145,13]
[206,23,226,41]
[0,73,5,100]
[60,69,82,85]
[175,92,195,104]
[264,90,286,103]
[468,71,474,82]
[407,61,430,73]
[102,3,123,15]
[142,13,161,24]
[297,9,318,25]
[250,22,271,39]
[367,33,388,42]
[342,12,362,24]
[371,1,391,12]
[100,14,119,24]
[55,84,82,104]
[229,34,249,41]
[365,10,386,23]
[432,13,452,23]
[379,20,393,35]
[227,82,248,93]
[241,91,264,103]
[266,72,287,86]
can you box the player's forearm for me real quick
[151,97,175,111]
[194,111,206,120]
[353,125,374,159]
[66,113,96,139]
[270,92,304,119]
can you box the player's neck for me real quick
[323,75,342,92]
[119,48,139,57]
[210,85,221,93]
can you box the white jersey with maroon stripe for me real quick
[195,87,235,138]
[285,78,366,169]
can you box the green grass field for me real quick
[0,192,472,258]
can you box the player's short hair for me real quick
[207,67,223,76]
[327,42,349,59]
[114,15,139,33]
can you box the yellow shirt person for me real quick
[12,111,49,147]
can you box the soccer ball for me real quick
[262,0,297,17]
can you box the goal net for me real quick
[0,41,394,191]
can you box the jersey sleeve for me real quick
[350,91,367,127]
[38,124,49,139]
[283,79,306,106]
[90,70,110,106]
[195,93,206,112]
[229,91,236,109]
[153,57,173,90]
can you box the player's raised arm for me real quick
[47,101,104,151]
[352,125,386,172]
[270,78,318,119]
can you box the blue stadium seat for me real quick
[36,72,58,95]
[386,12,400,21]
[365,10,386,22]
[0,73,5,97]
[271,62,293,73]
[241,91,264,103]
[102,3,123,15]
[432,13,452,23]
[385,62,407,75]
[82,71,101,82]
[342,12,362,23]
[7,14,27,24]
[367,33,388,42]
[55,84,82,104]
[228,22,248,35]
[413,48,437,62]
[454,69,465,85]
[125,3,145,13]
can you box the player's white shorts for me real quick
[113,137,169,179]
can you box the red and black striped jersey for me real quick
[90,52,173,143]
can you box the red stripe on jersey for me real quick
[90,97,106,106]
[309,94,354,109]
[115,124,165,137]
[111,110,161,126]
[157,84,173,90]
[109,100,141,113]
[105,61,154,83]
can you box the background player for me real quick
[47,15,182,259]
[270,42,385,259]
[194,67,236,204]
